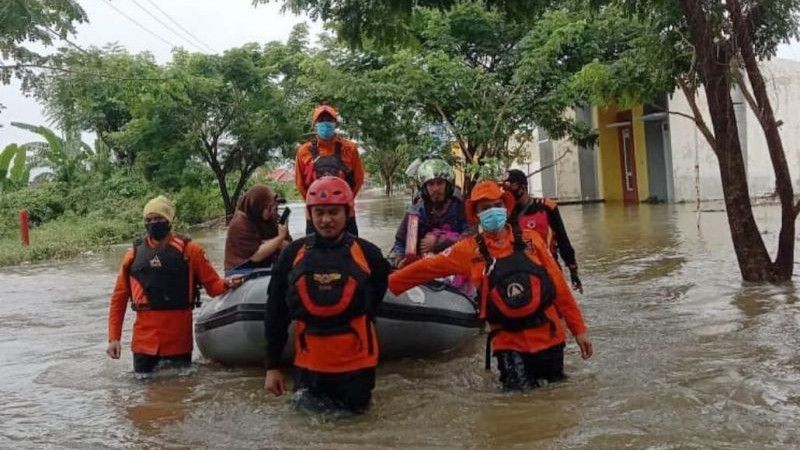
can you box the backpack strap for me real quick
[310,140,319,159]
[511,226,526,251]
[474,233,495,276]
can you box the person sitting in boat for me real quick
[388,158,468,269]
[224,184,291,277]
[388,181,593,391]
[502,169,582,293]
[106,195,243,378]
[404,156,464,204]
[264,176,391,414]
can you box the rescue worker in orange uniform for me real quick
[106,196,242,377]
[264,177,390,413]
[503,169,582,293]
[295,104,365,236]
[389,182,593,391]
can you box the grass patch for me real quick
[0,215,141,267]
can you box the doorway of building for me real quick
[618,124,639,203]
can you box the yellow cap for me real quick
[142,195,176,223]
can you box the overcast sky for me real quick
[0,0,323,148]
[2,0,800,149]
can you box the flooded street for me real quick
[2,194,799,449]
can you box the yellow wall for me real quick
[597,106,623,201]
[595,105,650,202]
[451,142,465,189]
[631,104,650,202]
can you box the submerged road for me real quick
[1,195,799,448]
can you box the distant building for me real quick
[520,58,800,204]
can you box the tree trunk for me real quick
[208,162,233,222]
[461,144,479,198]
[230,164,258,221]
[727,0,796,281]
[679,0,775,281]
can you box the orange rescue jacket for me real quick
[288,238,378,373]
[389,226,587,354]
[107,235,229,356]
[294,136,364,198]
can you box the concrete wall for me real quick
[668,57,800,202]
[529,111,586,202]
[509,133,543,197]
[577,107,601,200]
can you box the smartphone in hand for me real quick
[279,208,291,225]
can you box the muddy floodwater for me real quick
[2,193,799,449]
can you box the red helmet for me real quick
[305,176,355,217]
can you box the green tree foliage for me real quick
[152,44,306,217]
[269,0,800,281]
[253,0,548,47]
[35,47,162,166]
[11,121,93,184]
[567,0,800,281]
[0,144,28,191]
[257,2,601,193]
[0,0,87,111]
[298,37,433,195]
[37,38,308,218]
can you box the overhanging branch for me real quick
[676,79,719,154]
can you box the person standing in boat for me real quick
[294,104,364,236]
[388,181,593,391]
[502,169,583,293]
[106,195,243,377]
[224,184,291,276]
[388,159,469,269]
[264,177,391,413]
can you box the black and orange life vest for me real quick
[286,233,378,373]
[307,140,355,188]
[475,227,556,333]
[128,235,198,311]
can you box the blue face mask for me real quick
[478,207,507,232]
[315,121,336,140]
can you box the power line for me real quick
[100,0,178,50]
[129,0,211,53]
[142,0,216,53]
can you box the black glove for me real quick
[569,266,583,294]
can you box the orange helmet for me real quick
[305,176,355,217]
[312,104,339,124]
[465,181,515,224]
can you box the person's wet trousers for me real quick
[495,344,566,391]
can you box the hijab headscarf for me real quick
[224,185,280,270]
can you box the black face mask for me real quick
[146,221,171,240]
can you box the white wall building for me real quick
[668,57,800,202]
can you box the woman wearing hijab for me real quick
[224,185,290,276]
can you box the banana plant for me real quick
[0,144,29,191]
[11,122,93,183]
